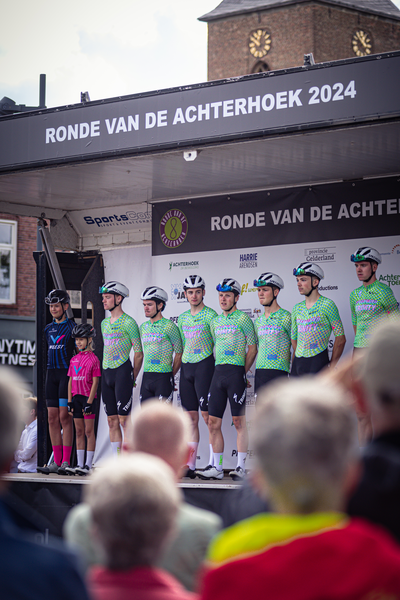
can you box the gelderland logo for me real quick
[160,209,188,249]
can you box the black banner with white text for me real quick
[152,176,400,256]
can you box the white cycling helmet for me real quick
[216,278,241,295]
[183,275,205,290]
[254,272,284,290]
[351,246,382,265]
[99,281,129,298]
[293,262,324,280]
[141,286,168,304]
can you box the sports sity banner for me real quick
[1,52,400,170]
[152,177,400,255]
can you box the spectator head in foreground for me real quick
[358,318,400,435]
[128,400,192,479]
[253,377,359,513]
[85,453,181,571]
[0,368,23,483]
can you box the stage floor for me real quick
[3,472,242,538]
[4,471,242,489]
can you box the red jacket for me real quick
[90,565,198,600]
[201,514,400,600]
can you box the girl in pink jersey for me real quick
[66,324,101,475]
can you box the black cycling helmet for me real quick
[45,289,70,305]
[72,324,96,339]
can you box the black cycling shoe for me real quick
[183,466,197,479]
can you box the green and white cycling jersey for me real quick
[211,310,256,367]
[101,313,142,369]
[178,305,218,364]
[291,296,344,359]
[254,308,291,372]
[350,280,399,348]
[140,317,183,373]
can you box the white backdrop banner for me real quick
[93,235,400,469]
[152,235,400,470]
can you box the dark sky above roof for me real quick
[199,0,400,22]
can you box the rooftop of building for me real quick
[199,0,400,22]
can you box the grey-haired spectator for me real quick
[87,453,197,600]
[201,377,400,600]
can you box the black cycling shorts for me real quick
[291,348,329,377]
[254,368,288,393]
[72,394,98,419]
[207,364,247,419]
[45,368,69,408]
[101,360,133,416]
[140,371,174,404]
[179,354,215,412]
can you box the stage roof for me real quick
[0,52,399,250]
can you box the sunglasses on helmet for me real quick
[217,283,235,292]
[293,268,307,276]
[45,296,66,305]
[350,254,366,263]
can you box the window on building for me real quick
[0,219,17,304]
[252,61,269,74]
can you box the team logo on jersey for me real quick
[160,209,188,249]
[50,334,65,344]
[73,365,82,375]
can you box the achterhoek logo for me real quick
[160,209,188,249]
[379,274,400,288]
[168,260,199,271]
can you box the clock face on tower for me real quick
[249,29,271,58]
[352,30,372,56]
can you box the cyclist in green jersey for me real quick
[140,286,183,404]
[100,281,143,458]
[253,272,291,393]
[350,246,398,349]
[178,275,217,478]
[291,263,346,376]
[350,246,399,445]
[198,278,257,482]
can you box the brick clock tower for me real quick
[199,0,400,80]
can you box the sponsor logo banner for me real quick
[69,203,151,235]
[170,283,188,303]
[168,260,199,271]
